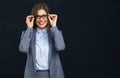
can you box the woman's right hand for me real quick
[26,15,35,28]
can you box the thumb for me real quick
[31,17,35,24]
[48,15,52,22]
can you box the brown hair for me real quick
[31,3,49,15]
[31,3,50,28]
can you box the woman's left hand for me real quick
[48,14,58,27]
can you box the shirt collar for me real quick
[36,27,48,34]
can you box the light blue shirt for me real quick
[35,27,49,70]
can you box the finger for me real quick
[28,15,34,17]
[49,14,58,19]
[52,16,57,22]
[48,16,55,21]
[26,15,34,20]
[31,17,35,23]
[48,15,52,22]
[49,14,57,19]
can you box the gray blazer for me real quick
[19,26,65,78]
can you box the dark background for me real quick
[0,0,119,78]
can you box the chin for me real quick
[38,25,47,29]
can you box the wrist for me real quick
[27,25,33,28]
[51,25,56,27]
[51,24,56,27]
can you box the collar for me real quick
[36,27,48,34]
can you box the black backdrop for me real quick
[0,0,119,78]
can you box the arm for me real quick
[50,26,65,51]
[48,14,65,51]
[19,15,35,53]
[19,28,33,53]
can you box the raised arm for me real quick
[19,15,35,53]
[50,26,65,51]
[19,28,33,53]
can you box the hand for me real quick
[26,15,35,28]
[48,14,58,27]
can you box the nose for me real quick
[39,17,43,20]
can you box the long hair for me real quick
[31,3,50,28]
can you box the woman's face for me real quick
[35,9,48,29]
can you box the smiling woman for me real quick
[19,3,66,78]
[34,9,48,29]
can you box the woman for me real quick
[19,3,65,78]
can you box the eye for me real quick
[42,15,47,18]
[34,15,39,18]
[34,15,48,19]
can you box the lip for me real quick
[38,22,44,25]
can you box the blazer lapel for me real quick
[48,30,52,63]
[30,28,36,70]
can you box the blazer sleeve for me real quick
[19,28,33,53]
[50,26,66,51]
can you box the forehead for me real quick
[37,9,47,15]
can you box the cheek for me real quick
[45,20,48,24]
[42,19,48,25]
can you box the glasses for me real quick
[34,14,48,20]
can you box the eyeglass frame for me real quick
[34,14,48,20]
